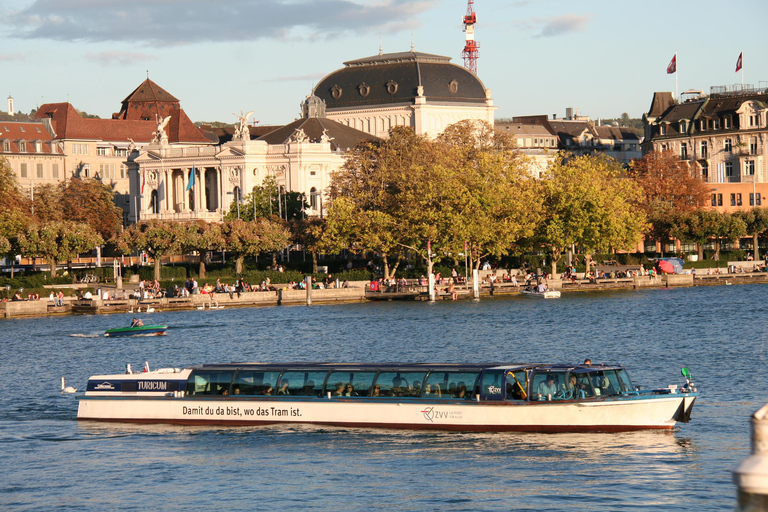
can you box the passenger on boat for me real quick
[569,374,586,398]
[261,385,273,395]
[344,384,356,397]
[233,385,241,395]
[130,318,143,327]
[455,384,467,398]
[371,385,381,397]
[277,380,290,395]
[424,383,442,397]
[537,375,558,397]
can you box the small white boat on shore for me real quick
[77,361,697,432]
[521,288,561,299]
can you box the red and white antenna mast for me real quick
[462,0,479,75]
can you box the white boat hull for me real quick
[77,394,691,432]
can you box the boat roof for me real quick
[188,362,626,373]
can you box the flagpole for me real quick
[675,51,679,101]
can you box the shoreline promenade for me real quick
[1,267,766,318]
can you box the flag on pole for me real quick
[186,165,196,191]
[666,54,677,74]
[735,52,743,72]
[141,169,145,194]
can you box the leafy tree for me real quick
[179,221,226,279]
[291,217,327,274]
[222,218,291,274]
[59,178,123,240]
[116,220,185,281]
[629,150,710,247]
[327,126,441,279]
[733,208,768,261]
[31,183,63,222]
[711,213,747,260]
[226,177,308,222]
[0,157,28,213]
[18,221,103,278]
[0,209,32,278]
[536,153,646,275]
[435,120,542,271]
[671,210,721,261]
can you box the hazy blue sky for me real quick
[1,0,766,126]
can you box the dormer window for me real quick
[2,141,9,152]
[724,117,731,129]
[35,142,41,152]
[713,119,720,130]
[680,121,687,133]
[19,141,26,152]
[699,119,707,131]
[660,124,667,136]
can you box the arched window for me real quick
[310,187,318,209]
[233,186,241,202]
[151,190,159,214]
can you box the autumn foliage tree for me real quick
[222,218,291,274]
[18,221,103,277]
[629,150,711,248]
[115,220,185,281]
[536,153,646,276]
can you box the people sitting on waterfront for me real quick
[201,283,213,295]
[537,374,558,398]
[536,282,547,293]
[214,279,224,293]
[56,291,64,306]
[130,318,143,327]
[11,291,23,301]
[447,280,458,300]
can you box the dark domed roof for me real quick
[314,51,489,109]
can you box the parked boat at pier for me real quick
[77,362,697,432]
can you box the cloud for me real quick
[4,0,438,45]
[0,52,26,61]
[85,51,157,66]
[528,14,592,38]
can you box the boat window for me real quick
[531,372,567,400]
[505,371,528,400]
[233,370,281,395]
[277,371,329,396]
[373,371,428,397]
[422,371,480,399]
[588,370,621,397]
[617,369,633,393]
[326,371,377,397]
[565,371,593,399]
[480,370,504,399]
[186,370,235,396]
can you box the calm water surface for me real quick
[1,284,766,510]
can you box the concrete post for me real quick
[734,403,768,510]
[305,276,312,306]
[428,273,435,302]
[473,269,480,299]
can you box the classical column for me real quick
[164,169,171,213]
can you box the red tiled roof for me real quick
[0,120,57,154]
[35,101,211,144]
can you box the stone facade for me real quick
[643,85,768,212]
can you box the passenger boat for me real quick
[77,362,697,432]
[521,289,561,299]
[104,324,168,337]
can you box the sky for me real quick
[1,0,767,126]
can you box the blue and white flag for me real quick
[186,165,196,191]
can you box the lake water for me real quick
[1,284,765,510]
